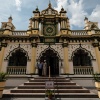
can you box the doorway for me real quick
[40,49,59,76]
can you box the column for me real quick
[30,40,37,74]
[0,47,5,71]
[32,21,34,28]
[94,47,100,73]
[63,41,69,73]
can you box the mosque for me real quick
[0,2,100,76]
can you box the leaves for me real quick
[0,72,8,82]
[93,73,100,82]
[46,89,54,95]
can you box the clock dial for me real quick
[44,25,55,36]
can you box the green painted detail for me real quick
[45,38,55,43]
[43,24,56,36]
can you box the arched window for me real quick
[73,49,92,66]
[8,49,27,66]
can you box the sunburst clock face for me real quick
[44,25,55,36]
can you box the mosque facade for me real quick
[0,2,100,76]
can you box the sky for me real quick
[0,0,100,30]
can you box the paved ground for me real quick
[0,98,100,100]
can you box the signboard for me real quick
[45,81,54,89]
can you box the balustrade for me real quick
[71,30,88,35]
[7,66,26,75]
[74,66,93,75]
[12,31,27,36]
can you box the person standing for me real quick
[38,61,43,76]
[42,60,47,76]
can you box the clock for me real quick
[44,25,55,36]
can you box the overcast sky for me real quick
[0,0,100,30]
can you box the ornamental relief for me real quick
[36,44,64,60]
[68,44,96,60]
[4,44,32,60]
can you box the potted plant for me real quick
[46,89,53,99]
[0,72,8,98]
[93,72,100,98]
[93,73,100,88]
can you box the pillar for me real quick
[94,47,100,73]
[63,41,69,73]
[30,40,37,74]
[0,47,5,71]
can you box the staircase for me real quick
[3,76,98,98]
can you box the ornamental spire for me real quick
[48,0,52,8]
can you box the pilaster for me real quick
[62,40,69,74]
[30,40,37,74]
[0,47,5,71]
[92,41,100,73]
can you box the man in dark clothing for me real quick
[38,62,43,76]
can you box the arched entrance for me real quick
[40,49,59,76]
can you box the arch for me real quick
[72,48,92,66]
[38,47,60,76]
[6,47,29,60]
[38,47,61,60]
[8,49,27,66]
[71,47,94,60]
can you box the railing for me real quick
[71,30,88,35]
[7,66,26,75]
[95,30,100,34]
[74,66,93,75]
[12,31,27,36]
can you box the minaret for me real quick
[48,0,52,8]
[28,17,32,30]
[84,17,89,30]
[8,16,13,23]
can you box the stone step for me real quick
[24,82,76,85]
[3,93,98,98]
[29,79,70,82]
[3,77,98,99]
[34,77,66,79]
[18,85,83,89]
[11,89,90,93]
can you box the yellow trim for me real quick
[95,47,100,73]
[0,47,5,71]
[30,47,36,73]
[63,47,69,73]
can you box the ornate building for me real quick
[0,2,100,76]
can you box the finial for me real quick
[84,16,88,20]
[8,15,13,20]
[48,0,51,8]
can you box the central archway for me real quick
[40,49,59,76]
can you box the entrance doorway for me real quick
[40,49,59,76]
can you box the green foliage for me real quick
[93,73,100,82]
[46,89,53,96]
[0,72,8,82]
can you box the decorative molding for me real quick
[31,43,37,47]
[62,43,68,47]
[92,43,99,47]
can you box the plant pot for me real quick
[97,90,100,98]
[48,94,53,99]
[95,82,100,89]
[0,81,6,98]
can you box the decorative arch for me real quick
[6,46,30,66]
[71,47,93,66]
[38,47,61,60]
[5,46,29,60]
[71,46,94,60]
[38,47,61,76]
